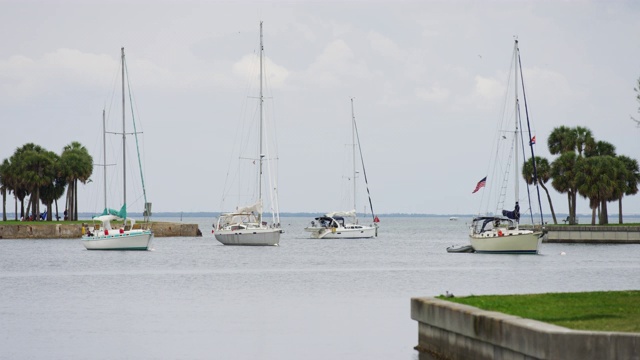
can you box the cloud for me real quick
[416,84,450,103]
[0,49,116,101]
[474,75,504,100]
[232,53,290,89]
[303,39,371,87]
[367,30,406,62]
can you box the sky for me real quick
[1,0,640,217]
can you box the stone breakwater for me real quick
[0,222,201,239]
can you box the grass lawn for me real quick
[439,290,640,333]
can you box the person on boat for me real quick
[502,202,520,221]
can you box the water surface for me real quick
[1,217,639,359]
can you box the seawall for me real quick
[0,222,201,239]
[411,298,640,360]
[411,297,640,360]
[545,225,640,244]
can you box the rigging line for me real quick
[517,43,545,225]
[124,55,148,209]
[516,100,535,225]
[351,100,376,221]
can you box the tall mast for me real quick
[121,47,127,209]
[258,22,264,222]
[351,98,357,213]
[102,109,107,211]
[513,40,519,210]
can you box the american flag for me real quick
[472,176,487,194]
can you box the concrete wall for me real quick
[545,225,640,244]
[0,224,83,239]
[0,222,201,239]
[149,222,201,237]
[411,297,640,360]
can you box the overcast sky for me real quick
[2,0,640,217]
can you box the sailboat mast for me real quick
[121,47,127,209]
[258,22,264,222]
[513,40,519,210]
[351,97,357,214]
[102,109,107,211]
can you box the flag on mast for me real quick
[472,176,487,194]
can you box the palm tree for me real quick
[584,140,616,222]
[573,126,595,157]
[18,144,57,220]
[576,157,604,225]
[9,143,51,220]
[585,140,616,158]
[39,152,67,221]
[8,146,32,219]
[550,152,579,224]
[522,156,557,224]
[547,126,576,155]
[616,155,640,224]
[0,159,11,221]
[60,142,93,221]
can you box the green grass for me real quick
[439,291,640,333]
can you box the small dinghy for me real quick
[446,245,475,253]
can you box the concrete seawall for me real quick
[411,297,640,360]
[0,222,201,239]
[545,225,640,244]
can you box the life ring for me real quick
[498,230,504,237]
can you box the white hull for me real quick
[82,230,152,250]
[215,228,281,246]
[469,230,542,254]
[304,225,377,239]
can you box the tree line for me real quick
[0,142,93,221]
[523,126,640,225]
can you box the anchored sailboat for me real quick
[82,47,153,251]
[468,39,544,254]
[213,22,282,246]
[304,98,379,239]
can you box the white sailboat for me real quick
[304,98,379,239]
[468,39,544,254]
[214,22,282,246]
[82,47,153,251]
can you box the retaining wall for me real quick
[411,297,640,360]
[545,225,640,244]
[0,222,201,239]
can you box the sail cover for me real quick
[98,204,127,219]
[326,210,356,218]
[236,200,263,215]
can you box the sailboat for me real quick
[304,98,379,239]
[214,22,282,246]
[82,47,153,251]
[468,39,544,254]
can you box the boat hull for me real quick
[469,231,542,254]
[82,230,153,250]
[304,225,377,239]
[215,228,281,246]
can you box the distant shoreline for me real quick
[2,212,639,219]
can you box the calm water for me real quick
[1,216,639,359]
